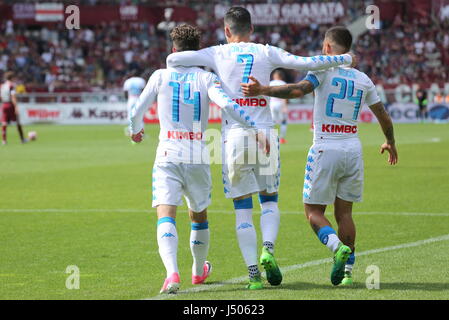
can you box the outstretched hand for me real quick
[380,142,398,165]
[241,76,264,97]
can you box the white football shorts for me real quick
[152,162,212,212]
[221,128,280,199]
[303,138,364,205]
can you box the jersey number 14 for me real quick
[168,81,201,122]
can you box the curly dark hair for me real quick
[170,24,201,52]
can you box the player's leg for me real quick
[1,105,8,145]
[258,191,282,286]
[189,209,212,285]
[334,142,363,285]
[305,203,351,285]
[303,144,351,285]
[152,163,184,294]
[183,164,213,285]
[279,108,288,143]
[304,203,339,251]
[156,205,180,294]
[16,122,26,143]
[222,130,262,289]
[234,194,262,289]
[9,107,25,143]
[334,197,356,285]
[1,121,6,145]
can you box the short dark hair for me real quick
[325,26,353,52]
[272,69,285,81]
[224,7,252,36]
[4,71,14,81]
[170,24,201,52]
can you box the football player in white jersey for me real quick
[123,73,146,136]
[242,26,398,286]
[129,24,265,294]
[166,7,356,289]
[269,70,288,144]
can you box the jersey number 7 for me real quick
[168,81,201,122]
[237,54,254,83]
[326,77,363,120]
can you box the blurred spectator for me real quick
[0,0,447,91]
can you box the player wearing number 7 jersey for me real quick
[128,24,265,294]
[241,26,398,287]
[166,7,356,290]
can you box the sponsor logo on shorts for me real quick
[232,98,267,107]
[321,124,357,133]
[167,130,203,140]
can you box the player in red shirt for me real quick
[1,72,26,145]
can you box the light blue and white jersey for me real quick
[167,43,353,130]
[123,77,146,96]
[305,66,381,142]
[129,67,256,164]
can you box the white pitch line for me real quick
[1,208,449,217]
[145,233,449,300]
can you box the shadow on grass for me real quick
[278,281,449,292]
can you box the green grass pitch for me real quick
[0,123,448,300]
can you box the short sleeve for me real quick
[365,78,381,106]
[304,70,327,90]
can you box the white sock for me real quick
[326,234,341,253]
[317,226,341,253]
[280,120,287,139]
[157,217,179,278]
[345,264,354,273]
[190,222,210,276]
[234,198,258,267]
[259,199,280,253]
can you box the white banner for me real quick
[17,102,446,125]
[215,2,345,25]
[19,103,128,125]
[35,3,64,22]
[286,104,377,124]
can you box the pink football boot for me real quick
[192,261,212,285]
[159,272,180,294]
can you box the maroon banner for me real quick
[0,4,196,25]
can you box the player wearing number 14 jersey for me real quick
[167,7,356,289]
[129,25,261,294]
[242,27,398,286]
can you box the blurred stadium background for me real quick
[1,0,449,301]
[0,0,449,125]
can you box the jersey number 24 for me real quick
[326,77,363,120]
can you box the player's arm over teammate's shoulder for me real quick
[265,45,356,71]
[242,70,326,99]
[205,72,270,154]
[128,69,162,141]
[205,73,255,127]
[166,46,217,69]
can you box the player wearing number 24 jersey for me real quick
[128,25,262,295]
[167,7,356,290]
[242,26,398,287]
